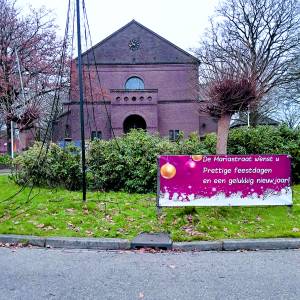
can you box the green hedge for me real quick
[203,125,300,183]
[0,154,11,167]
[88,130,208,193]
[12,126,300,193]
[12,142,82,190]
[231,126,300,183]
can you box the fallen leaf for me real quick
[187,214,193,223]
[292,227,299,232]
[85,230,94,236]
[181,225,205,237]
[36,224,45,228]
[67,222,75,229]
[44,226,54,231]
[168,264,176,269]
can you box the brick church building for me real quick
[53,20,217,142]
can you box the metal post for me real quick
[76,0,87,202]
[247,105,250,127]
[15,47,26,105]
[10,121,14,159]
[156,157,162,218]
[287,205,293,215]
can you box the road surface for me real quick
[0,247,299,299]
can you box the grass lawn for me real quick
[0,175,299,241]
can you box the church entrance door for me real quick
[123,114,147,133]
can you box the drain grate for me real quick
[131,233,172,250]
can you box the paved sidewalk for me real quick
[0,169,10,175]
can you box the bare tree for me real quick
[0,0,66,154]
[271,93,300,128]
[277,103,300,128]
[196,0,300,129]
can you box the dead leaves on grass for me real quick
[85,230,94,236]
[66,208,75,214]
[181,224,206,237]
[36,224,55,231]
[67,222,81,232]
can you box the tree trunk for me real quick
[6,121,11,156]
[249,110,258,127]
[216,114,231,154]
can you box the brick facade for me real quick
[52,20,217,142]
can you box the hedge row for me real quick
[12,126,300,193]
[0,154,11,168]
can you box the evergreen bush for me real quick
[205,125,300,183]
[12,142,82,190]
[11,126,300,193]
[0,154,11,168]
[88,130,207,193]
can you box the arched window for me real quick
[125,76,144,90]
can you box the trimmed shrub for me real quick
[0,154,11,168]
[88,130,208,193]
[12,126,300,193]
[12,142,82,190]
[228,125,300,183]
[176,131,210,155]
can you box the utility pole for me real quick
[76,0,87,202]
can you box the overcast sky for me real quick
[21,0,219,52]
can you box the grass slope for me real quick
[0,176,299,241]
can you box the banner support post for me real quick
[156,157,162,218]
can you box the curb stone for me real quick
[0,234,300,251]
[222,238,300,251]
[173,241,223,251]
[0,234,46,247]
[45,237,130,250]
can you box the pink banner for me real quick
[158,155,292,206]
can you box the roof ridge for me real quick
[79,19,199,64]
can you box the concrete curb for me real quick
[0,234,300,251]
[173,241,223,251]
[45,237,130,250]
[222,238,300,251]
[0,234,46,247]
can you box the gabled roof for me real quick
[81,20,199,65]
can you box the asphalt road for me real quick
[0,247,299,300]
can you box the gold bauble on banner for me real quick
[192,155,203,162]
[160,162,176,179]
